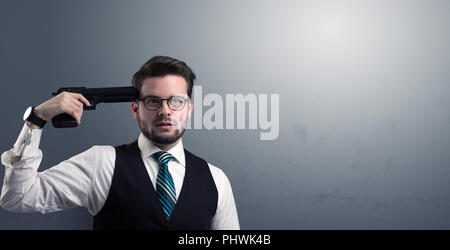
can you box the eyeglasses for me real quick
[137,96,189,111]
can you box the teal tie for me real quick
[152,151,176,220]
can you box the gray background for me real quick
[1,0,450,229]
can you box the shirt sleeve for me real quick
[209,163,240,230]
[0,122,98,215]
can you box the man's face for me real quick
[132,75,193,149]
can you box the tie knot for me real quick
[152,151,175,165]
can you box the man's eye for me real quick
[172,97,184,103]
[147,98,160,104]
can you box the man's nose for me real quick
[158,100,172,116]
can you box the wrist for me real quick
[23,106,47,128]
[33,106,48,121]
[26,121,41,130]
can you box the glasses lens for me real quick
[169,96,187,110]
[144,97,161,110]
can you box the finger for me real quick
[70,98,84,109]
[74,93,91,107]
[72,104,84,124]
[60,95,81,112]
[72,108,82,124]
[63,102,83,124]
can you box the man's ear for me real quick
[132,101,139,120]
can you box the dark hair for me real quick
[132,56,196,98]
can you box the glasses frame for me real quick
[137,95,190,111]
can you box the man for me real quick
[0,56,240,230]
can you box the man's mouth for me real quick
[156,122,173,129]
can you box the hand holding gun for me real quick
[31,87,138,128]
[51,87,138,128]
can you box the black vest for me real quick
[93,140,218,230]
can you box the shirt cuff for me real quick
[13,122,43,156]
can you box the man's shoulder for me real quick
[206,162,226,177]
[183,149,229,180]
[112,140,138,149]
[206,161,231,187]
[73,145,116,160]
[88,145,116,153]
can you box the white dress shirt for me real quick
[0,123,240,230]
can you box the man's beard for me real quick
[138,116,186,145]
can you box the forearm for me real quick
[1,154,85,214]
[9,122,41,165]
[0,151,44,212]
[1,123,44,212]
[0,123,92,214]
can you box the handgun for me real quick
[51,86,138,128]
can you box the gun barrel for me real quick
[53,86,138,103]
[86,87,138,103]
[84,87,138,96]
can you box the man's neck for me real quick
[152,139,181,152]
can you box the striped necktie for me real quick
[152,151,176,220]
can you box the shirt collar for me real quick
[137,132,186,167]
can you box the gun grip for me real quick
[52,114,79,128]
